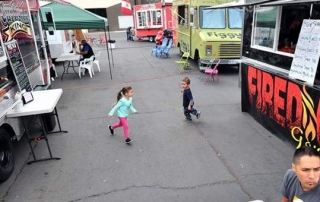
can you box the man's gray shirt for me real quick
[281,169,320,202]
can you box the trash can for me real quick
[34,85,56,132]
[108,40,116,49]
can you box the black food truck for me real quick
[241,0,320,151]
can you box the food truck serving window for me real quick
[151,10,162,26]
[252,6,277,49]
[137,11,147,27]
[137,9,162,28]
[252,4,311,55]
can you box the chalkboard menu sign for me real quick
[5,40,32,92]
[289,20,320,85]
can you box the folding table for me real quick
[56,53,80,80]
[6,89,67,164]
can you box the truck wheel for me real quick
[198,58,203,72]
[149,37,154,42]
[179,47,183,57]
[0,129,14,183]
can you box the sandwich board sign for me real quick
[289,20,320,85]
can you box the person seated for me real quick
[77,39,94,61]
[76,40,95,73]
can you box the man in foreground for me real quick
[280,146,320,202]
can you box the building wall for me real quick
[94,0,165,31]
[107,4,123,31]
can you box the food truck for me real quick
[172,0,243,70]
[240,0,320,150]
[133,0,175,43]
[0,0,51,182]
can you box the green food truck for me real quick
[173,0,243,70]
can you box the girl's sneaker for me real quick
[108,125,114,135]
[125,138,132,144]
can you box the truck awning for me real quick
[205,0,274,9]
[260,0,320,7]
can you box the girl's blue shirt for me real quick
[109,97,136,117]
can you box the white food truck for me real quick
[0,0,51,183]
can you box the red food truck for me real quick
[133,0,176,43]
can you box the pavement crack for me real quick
[68,180,237,202]
[194,126,253,200]
[239,171,284,180]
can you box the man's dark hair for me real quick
[293,146,320,164]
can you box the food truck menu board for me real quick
[289,20,320,85]
[5,40,32,92]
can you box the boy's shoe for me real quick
[183,118,192,122]
[108,125,114,135]
[125,138,132,144]
[196,111,201,119]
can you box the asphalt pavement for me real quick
[0,32,295,202]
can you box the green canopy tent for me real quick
[40,2,108,30]
[40,2,113,79]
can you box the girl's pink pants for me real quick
[111,117,129,139]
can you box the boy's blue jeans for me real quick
[183,106,198,120]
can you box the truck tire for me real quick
[149,36,154,42]
[179,46,183,57]
[0,129,14,183]
[198,58,203,72]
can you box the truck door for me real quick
[177,4,191,55]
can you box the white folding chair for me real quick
[93,51,101,72]
[79,56,94,78]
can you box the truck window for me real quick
[229,8,243,29]
[137,11,147,27]
[278,5,310,54]
[0,65,13,88]
[1,40,14,88]
[200,7,225,29]
[252,6,277,49]
[177,5,187,26]
[252,5,310,54]
[151,9,162,26]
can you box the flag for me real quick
[121,0,132,15]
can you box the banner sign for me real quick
[241,64,320,151]
[0,0,40,73]
[0,0,32,42]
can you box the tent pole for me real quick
[105,27,112,79]
[106,23,114,69]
